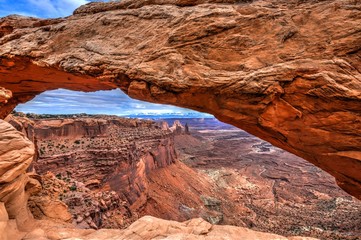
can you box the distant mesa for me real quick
[168,120,190,135]
[159,119,190,135]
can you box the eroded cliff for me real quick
[2,116,315,240]
[0,120,40,240]
[0,0,360,199]
[5,114,190,228]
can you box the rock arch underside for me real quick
[0,0,360,231]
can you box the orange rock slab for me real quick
[0,0,360,199]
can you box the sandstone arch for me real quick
[0,0,360,199]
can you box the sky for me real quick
[15,89,212,118]
[1,1,211,117]
[0,0,93,18]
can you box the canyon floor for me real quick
[168,118,361,240]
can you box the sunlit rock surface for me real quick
[0,0,360,198]
[0,120,41,239]
[24,216,318,240]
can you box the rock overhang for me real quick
[0,0,360,199]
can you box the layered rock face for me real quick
[0,0,360,198]
[6,114,220,230]
[7,115,178,202]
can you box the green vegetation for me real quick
[69,185,77,191]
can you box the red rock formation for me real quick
[0,0,360,200]
[28,172,134,230]
[3,115,245,234]
[169,120,184,134]
[2,117,317,240]
[0,120,41,239]
[7,115,177,205]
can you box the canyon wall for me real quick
[0,0,360,199]
[6,115,180,204]
[3,114,242,234]
[0,119,318,240]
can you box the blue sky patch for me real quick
[0,0,94,18]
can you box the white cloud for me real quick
[133,104,146,109]
[27,0,89,17]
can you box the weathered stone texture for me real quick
[0,0,360,199]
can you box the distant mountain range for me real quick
[12,111,214,120]
[124,112,213,119]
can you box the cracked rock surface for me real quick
[0,0,360,198]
